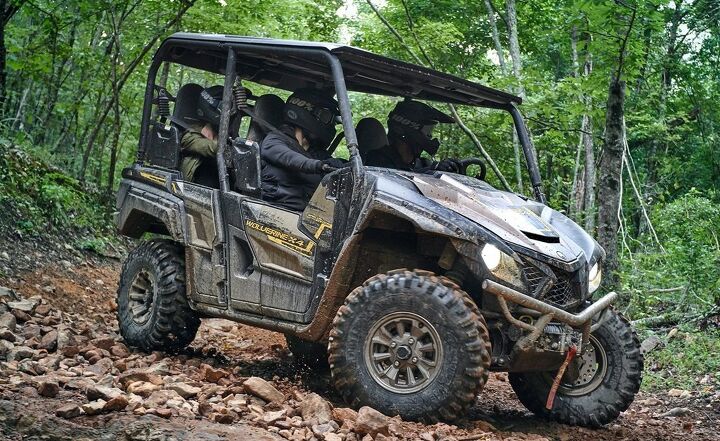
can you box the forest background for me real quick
[0,0,718,391]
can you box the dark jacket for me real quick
[364,144,412,171]
[365,144,436,173]
[260,126,330,211]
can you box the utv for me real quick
[115,33,642,427]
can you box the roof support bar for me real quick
[216,47,236,194]
[509,105,546,203]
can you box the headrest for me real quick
[171,83,203,128]
[247,94,285,142]
[356,117,389,154]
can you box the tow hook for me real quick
[545,345,578,410]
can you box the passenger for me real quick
[260,88,346,211]
[365,99,462,172]
[179,86,223,183]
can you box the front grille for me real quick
[519,257,583,309]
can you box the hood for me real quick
[407,172,600,265]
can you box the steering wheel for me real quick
[457,158,487,181]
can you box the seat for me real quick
[171,83,203,129]
[355,117,388,160]
[246,94,285,143]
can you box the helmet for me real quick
[283,88,339,149]
[196,85,225,127]
[387,100,453,155]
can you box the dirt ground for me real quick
[0,244,718,441]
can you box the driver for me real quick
[260,88,346,211]
[365,99,462,172]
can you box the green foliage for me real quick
[0,139,114,238]
[642,328,720,391]
[620,192,720,321]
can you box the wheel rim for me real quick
[363,311,443,394]
[127,268,156,325]
[554,334,608,396]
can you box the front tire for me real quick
[117,240,200,352]
[509,309,642,427]
[328,269,491,423]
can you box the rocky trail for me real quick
[0,245,718,441]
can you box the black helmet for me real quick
[387,100,454,155]
[283,88,339,149]
[196,85,225,127]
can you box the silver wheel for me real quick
[363,311,443,394]
[128,268,155,325]
[546,334,608,396]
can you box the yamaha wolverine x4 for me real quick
[115,33,642,427]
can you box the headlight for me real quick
[481,244,502,271]
[588,262,601,294]
[481,244,524,288]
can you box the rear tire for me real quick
[328,269,491,423]
[509,309,642,427]
[285,335,330,371]
[117,240,200,352]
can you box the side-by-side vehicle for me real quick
[115,33,642,427]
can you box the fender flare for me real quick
[115,179,186,242]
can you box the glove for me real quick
[434,158,462,173]
[318,158,348,172]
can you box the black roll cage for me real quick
[137,34,545,203]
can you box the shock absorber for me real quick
[157,89,170,118]
[232,80,249,111]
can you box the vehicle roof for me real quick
[156,33,521,107]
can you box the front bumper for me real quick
[482,279,616,365]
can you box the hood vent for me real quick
[522,230,560,243]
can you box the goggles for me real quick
[313,106,337,125]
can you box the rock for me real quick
[103,395,129,412]
[145,389,183,409]
[119,369,164,387]
[7,299,38,313]
[147,407,173,419]
[300,392,333,424]
[11,309,31,322]
[658,407,692,418]
[0,329,16,342]
[82,399,107,416]
[91,337,115,351]
[167,382,202,399]
[37,380,60,397]
[324,434,343,441]
[86,385,123,401]
[210,412,236,424]
[332,407,358,423]
[110,344,130,358]
[55,403,82,419]
[39,330,58,352]
[0,312,17,331]
[7,345,34,362]
[0,340,13,357]
[311,423,336,437]
[35,304,52,316]
[126,381,161,397]
[667,328,679,339]
[85,357,114,376]
[640,335,663,354]
[243,376,284,403]
[263,409,287,423]
[355,406,390,437]
[200,364,228,383]
[0,286,17,301]
[56,328,74,350]
[668,388,691,398]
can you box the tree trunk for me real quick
[484,0,507,75]
[79,0,195,180]
[505,0,525,190]
[597,79,626,290]
[582,114,595,232]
